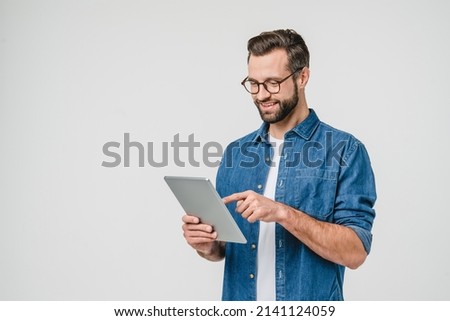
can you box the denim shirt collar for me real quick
[252,108,320,143]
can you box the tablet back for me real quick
[164,176,247,244]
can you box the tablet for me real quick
[164,176,247,244]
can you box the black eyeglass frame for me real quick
[241,67,303,94]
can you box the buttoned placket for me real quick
[274,135,291,300]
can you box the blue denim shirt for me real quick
[216,109,376,301]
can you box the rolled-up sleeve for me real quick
[333,140,377,254]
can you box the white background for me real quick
[1,0,449,300]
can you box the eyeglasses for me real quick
[241,68,303,94]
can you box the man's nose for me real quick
[255,84,271,101]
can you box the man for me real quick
[182,29,376,301]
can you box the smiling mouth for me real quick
[258,101,278,110]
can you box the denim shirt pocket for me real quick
[293,169,338,220]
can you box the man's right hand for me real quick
[181,214,225,261]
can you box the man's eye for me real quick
[266,80,279,87]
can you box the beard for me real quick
[254,83,299,124]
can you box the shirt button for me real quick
[249,273,255,279]
[257,184,263,190]
[251,243,257,250]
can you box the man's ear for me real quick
[297,67,310,89]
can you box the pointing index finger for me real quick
[223,191,249,204]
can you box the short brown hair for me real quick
[247,29,310,74]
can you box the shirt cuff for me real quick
[347,225,373,254]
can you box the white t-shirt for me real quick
[256,135,284,301]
